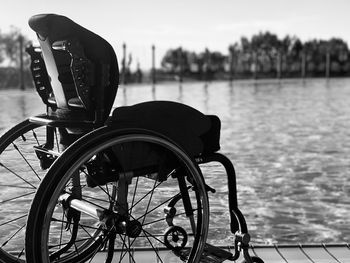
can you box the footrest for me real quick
[176,243,233,263]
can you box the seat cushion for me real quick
[108,101,220,157]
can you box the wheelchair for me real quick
[0,14,264,263]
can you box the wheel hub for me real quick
[113,218,142,238]
[125,220,142,238]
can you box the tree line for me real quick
[161,31,350,80]
[1,28,350,89]
[0,27,32,89]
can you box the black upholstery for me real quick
[109,101,221,157]
[29,14,119,122]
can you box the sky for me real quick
[1,0,350,69]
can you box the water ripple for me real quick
[1,79,350,244]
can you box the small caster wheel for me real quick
[164,226,188,251]
[242,256,265,263]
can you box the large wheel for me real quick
[25,127,209,263]
[0,119,62,263]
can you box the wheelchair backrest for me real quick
[28,14,119,123]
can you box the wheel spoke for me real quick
[51,217,101,232]
[118,234,128,262]
[0,214,27,227]
[105,183,111,200]
[118,236,136,263]
[130,176,139,215]
[142,228,168,247]
[0,162,37,189]
[72,241,80,257]
[81,194,110,204]
[143,208,198,228]
[12,142,41,182]
[59,210,65,250]
[127,237,136,263]
[141,179,157,225]
[118,234,139,262]
[31,130,40,145]
[79,227,114,263]
[86,234,108,263]
[54,129,60,152]
[0,184,36,189]
[141,217,166,227]
[0,191,35,204]
[136,193,180,222]
[128,174,171,212]
[16,248,25,260]
[48,237,96,249]
[143,230,164,263]
[1,223,26,248]
[79,223,99,239]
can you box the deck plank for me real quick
[79,244,350,263]
[251,246,286,263]
[277,247,312,263]
[300,246,340,263]
[323,244,350,263]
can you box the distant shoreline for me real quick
[1,65,349,90]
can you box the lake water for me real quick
[0,78,349,246]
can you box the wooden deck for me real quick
[250,243,350,263]
[89,243,350,262]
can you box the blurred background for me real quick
[1,0,350,87]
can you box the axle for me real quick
[59,193,106,221]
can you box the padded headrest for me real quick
[29,14,119,119]
[29,14,116,64]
